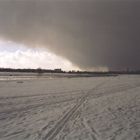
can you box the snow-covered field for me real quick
[0,75,140,140]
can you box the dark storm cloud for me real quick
[0,0,140,70]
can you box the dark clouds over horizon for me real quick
[0,0,140,70]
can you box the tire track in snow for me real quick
[42,82,105,140]
[82,118,100,140]
[0,89,86,100]
[0,90,86,118]
[89,82,140,100]
[42,80,140,140]
[0,97,75,115]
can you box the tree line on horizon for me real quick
[0,67,140,75]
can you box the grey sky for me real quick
[0,0,140,70]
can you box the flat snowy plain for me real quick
[0,74,140,140]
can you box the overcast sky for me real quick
[0,0,140,71]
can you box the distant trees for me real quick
[37,68,43,77]
[0,67,140,75]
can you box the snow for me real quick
[0,74,140,140]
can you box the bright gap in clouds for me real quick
[0,40,80,71]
